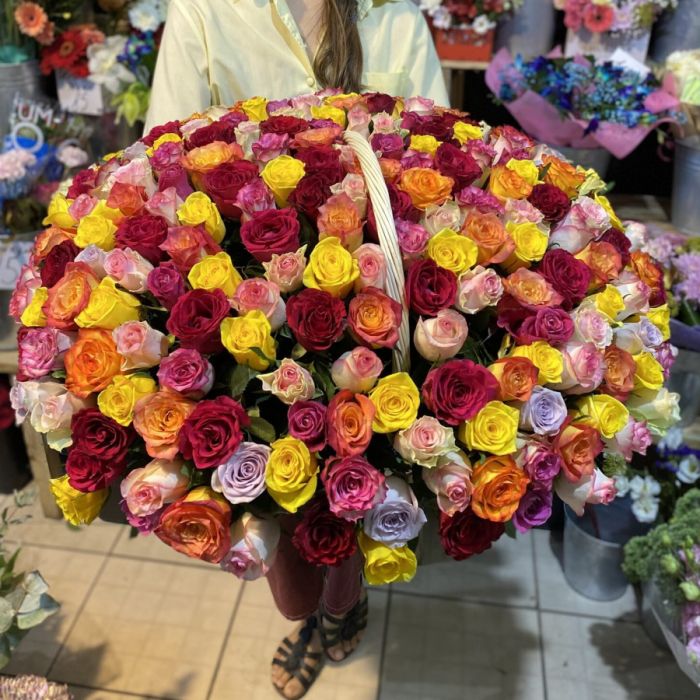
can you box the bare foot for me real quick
[271,616,324,700]
[320,590,368,662]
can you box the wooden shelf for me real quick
[440,59,489,71]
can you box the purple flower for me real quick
[147,262,186,310]
[519,441,563,486]
[363,476,426,547]
[120,499,164,534]
[519,387,568,436]
[211,442,270,504]
[455,185,504,215]
[654,342,678,380]
[512,484,553,533]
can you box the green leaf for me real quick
[312,363,335,401]
[292,344,307,360]
[16,595,59,630]
[22,572,49,598]
[504,521,517,540]
[0,598,15,635]
[51,370,67,380]
[0,636,11,670]
[248,417,276,444]
[229,363,258,397]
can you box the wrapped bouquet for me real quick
[10,91,680,584]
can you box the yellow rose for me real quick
[310,105,347,127]
[577,394,629,439]
[91,200,123,223]
[75,277,140,330]
[20,287,48,328]
[633,352,664,392]
[453,121,483,145]
[410,134,441,156]
[177,192,226,244]
[511,341,564,384]
[591,285,624,321]
[98,374,157,427]
[426,228,479,275]
[646,305,671,341]
[188,252,242,297]
[368,372,420,433]
[242,96,269,122]
[505,221,548,270]
[265,436,319,513]
[74,214,117,250]
[506,158,539,186]
[181,141,240,174]
[50,475,108,526]
[153,132,182,150]
[261,155,306,207]
[303,236,360,298]
[358,531,417,585]
[42,193,77,230]
[459,401,519,456]
[594,193,623,231]
[220,310,276,371]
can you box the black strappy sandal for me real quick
[319,592,369,662]
[271,616,324,700]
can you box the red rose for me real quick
[186,121,237,149]
[288,400,327,452]
[400,112,461,141]
[527,184,571,222]
[366,92,397,114]
[41,240,80,288]
[166,288,231,354]
[157,164,194,200]
[295,145,343,181]
[370,133,405,160]
[434,142,482,190]
[201,160,259,218]
[599,227,632,268]
[260,115,310,136]
[537,249,592,310]
[439,508,505,561]
[423,359,499,425]
[143,120,182,147]
[65,448,126,493]
[286,289,347,352]
[71,408,134,462]
[240,208,301,262]
[292,498,358,566]
[406,259,458,317]
[0,379,14,431]
[288,173,333,218]
[178,396,250,470]
[116,213,169,265]
[67,168,97,198]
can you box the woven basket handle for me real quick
[342,130,410,372]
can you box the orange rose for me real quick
[293,126,342,148]
[180,141,242,174]
[398,167,454,210]
[133,389,196,461]
[489,356,539,402]
[154,486,231,563]
[318,193,364,251]
[348,286,403,349]
[553,419,604,482]
[471,455,530,523]
[631,251,665,302]
[106,182,147,216]
[462,212,514,265]
[542,156,585,198]
[601,345,636,402]
[379,158,402,183]
[65,329,122,398]
[575,241,622,289]
[43,262,99,330]
[326,390,376,457]
[503,268,564,308]
[488,165,533,201]
[32,226,73,262]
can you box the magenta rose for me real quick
[201,160,260,218]
[17,327,73,380]
[527,184,571,222]
[520,307,575,345]
[512,484,553,533]
[240,208,301,262]
[366,92,396,113]
[116,213,169,265]
[370,133,405,160]
[288,400,327,452]
[434,142,482,190]
[406,259,458,316]
[322,455,387,522]
[146,262,186,310]
[166,288,231,354]
[537,249,592,310]
[157,164,194,200]
[158,348,214,399]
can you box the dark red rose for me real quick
[292,498,357,566]
[71,408,134,461]
[288,400,327,452]
[537,249,592,310]
[67,168,97,198]
[201,160,259,218]
[166,288,231,354]
[260,115,310,136]
[422,359,499,425]
[143,120,182,147]
[147,262,186,310]
[434,142,482,190]
[520,307,575,345]
[406,259,458,316]
[370,133,405,160]
[286,289,346,352]
[116,214,169,265]
[365,92,396,114]
[599,227,632,268]
[367,183,420,240]
[178,396,250,470]
[186,121,237,149]
[41,240,80,288]
[400,112,460,141]
[528,184,571,222]
[65,448,126,492]
[295,145,343,181]
[219,110,248,128]
[0,379,14,431]
[240,208,301,262]
[288,173,333,218]
[495,295,532,342]
[439,508,505,561]
[157,164,194,200]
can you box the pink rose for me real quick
[68,194,98,220]
[262,246,307,294]
[353,243,387,292]
[145,187,183,225]
[235,179,275,217]
[331,347,383,393]
[9,264,42,321]
[120,458,190,517]
[234,120,261,158]
[111,158,157,196]
[572,307,613,349]
[613,273,651,320]
[553,342,605,394]
[104,247,154,293]
[231,278,286,330]
[330,174,367,218]
[29,390,86,450]
[414,309,468,362]
[405,96,434,114]
[505,198,544,225]
[396,220,430,263]
[457,265,504,314]
[422,451,474,516]
[252,132,290,163]
[424,202,463,235]
[371,113,395,132]
[555,468,616,517]
[456,184,504,215]
[258,358,314,404]
[322,455,387,522]
[10,380,65,425]
[17,327,74,380]
[150,141,183,171]
[113,321,169,371]
[394,416,456,468]
[157,348,214,399]
[220,513,280,581]
[74,245,107,279]
[347,104,371,137]
[608,416,652,462]
[549,197,610,254]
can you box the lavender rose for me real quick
[211,442,270,504]
[519,387,568,436]
[363,476,426,547]
[220,512,280,580]
[157,348,214,399]
[322,455,387,521]
[512,484,553,533]
[288,400,327,452]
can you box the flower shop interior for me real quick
[2,0,700,699]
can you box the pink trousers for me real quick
[265,515,363,621]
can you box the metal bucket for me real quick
[494,0,556,59]
[548,145,612,177]
[650,0,700,64]
[671,137,700,235]
[0,60,47,142]
[640,580,675,650]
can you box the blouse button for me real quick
[306,77,315,87]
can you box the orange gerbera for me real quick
[14,2,48,38]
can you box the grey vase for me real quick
[650,0,700,64]
[0,60,50,143]
[494,0,557,59]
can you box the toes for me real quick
[273,668,291,690]
[282,677,305,700]
[327,644,345,661]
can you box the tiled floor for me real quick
[2,493,699,700]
